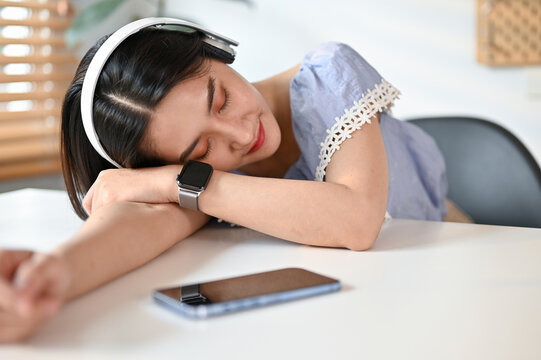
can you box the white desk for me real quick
[1,189,540,360]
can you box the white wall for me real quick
[161,0,541,166]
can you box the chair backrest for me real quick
[408,117,541,228]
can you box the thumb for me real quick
[82,185,95,216]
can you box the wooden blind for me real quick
[0,0,77,180]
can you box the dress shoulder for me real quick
[287,42,400,181]
[286,42,447,221]
[292,42,385,104]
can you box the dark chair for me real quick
[407,116,541,228]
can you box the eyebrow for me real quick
[207,76,215,115]
[178,77,215,163]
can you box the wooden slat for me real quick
[0,35,66,46]
[0,17,71,30]
[0,137,59,163]
[0,121,58,141]
[0,1,73,181]
[0,89,66,102]
[0,53,78,65]
[0,0,59,12]
[0,72,74,83]
[0,158,61,180]
[0,106,61,121]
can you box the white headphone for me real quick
[80,17,239,168]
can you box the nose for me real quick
[215,116,253,151]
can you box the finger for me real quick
[33,255,70,299]
[82,184,95,215]
[0,325,34,343]
[0,279,15,309]
[14,294,61,319]
[12,260,48,316]
[0,308,35,327]
[0,250,34,309]
[0,311,40,343]
[13,256,68,317]
[31,296,62,318]
[1,293,58,324]
[0,250,33,279]
[0,324,31,343]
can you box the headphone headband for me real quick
[80,17,238,168]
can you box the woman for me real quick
[0,18,448,342]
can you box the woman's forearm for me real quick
[51,201,209,301]
[199,173,386,250]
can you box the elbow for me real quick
[299,225,376,251]
[341,199,386,251]
[343,232,377,251]
[314,224,378,251]
[338,216,382,251]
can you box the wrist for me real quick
[197,169,222,214]
[43,251,72,303]
[157,165,183,204]
[175,161,213,211]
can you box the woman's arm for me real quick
[0,201,208,342]
[55,201,209,301]
[85,114,387,251]
[200,114,388,251]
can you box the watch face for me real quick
[177,161,213,190]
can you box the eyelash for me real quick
[219,88,231,113]
[197,139,213,161]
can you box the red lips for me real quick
[247,120,265,155]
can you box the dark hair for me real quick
[61,28,231,219]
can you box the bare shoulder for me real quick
[280,63,301,82]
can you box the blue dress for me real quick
[285,42,448,220]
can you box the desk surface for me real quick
[1,189,540,360]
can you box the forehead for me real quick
[159,73,208,113]
[150,59,236,128]
[142,74,207,160]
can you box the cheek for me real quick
[263,114,282,152]
[205,143,239,171]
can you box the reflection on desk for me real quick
[1,189,540,360]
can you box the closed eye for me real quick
[196,139,213,161]
[219,88,231,113]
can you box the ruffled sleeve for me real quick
[286,42,400,181]
[286,42,448,221]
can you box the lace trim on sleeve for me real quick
[314,78,401,182]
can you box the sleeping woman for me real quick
[0,18,450,342]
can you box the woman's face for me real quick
[144,59,281,171]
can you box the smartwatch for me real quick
[176,161,214,211]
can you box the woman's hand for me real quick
[0,249,71,343]
[83,165,181,215]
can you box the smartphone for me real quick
[152,268,340,319]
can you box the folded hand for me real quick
[83,164,181,215]
[0,249,71,343]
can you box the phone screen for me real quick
[153,268,340,318]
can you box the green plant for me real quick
[65,0,252,48]
[66,0,165,47]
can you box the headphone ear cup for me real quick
[203,43,235,64]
